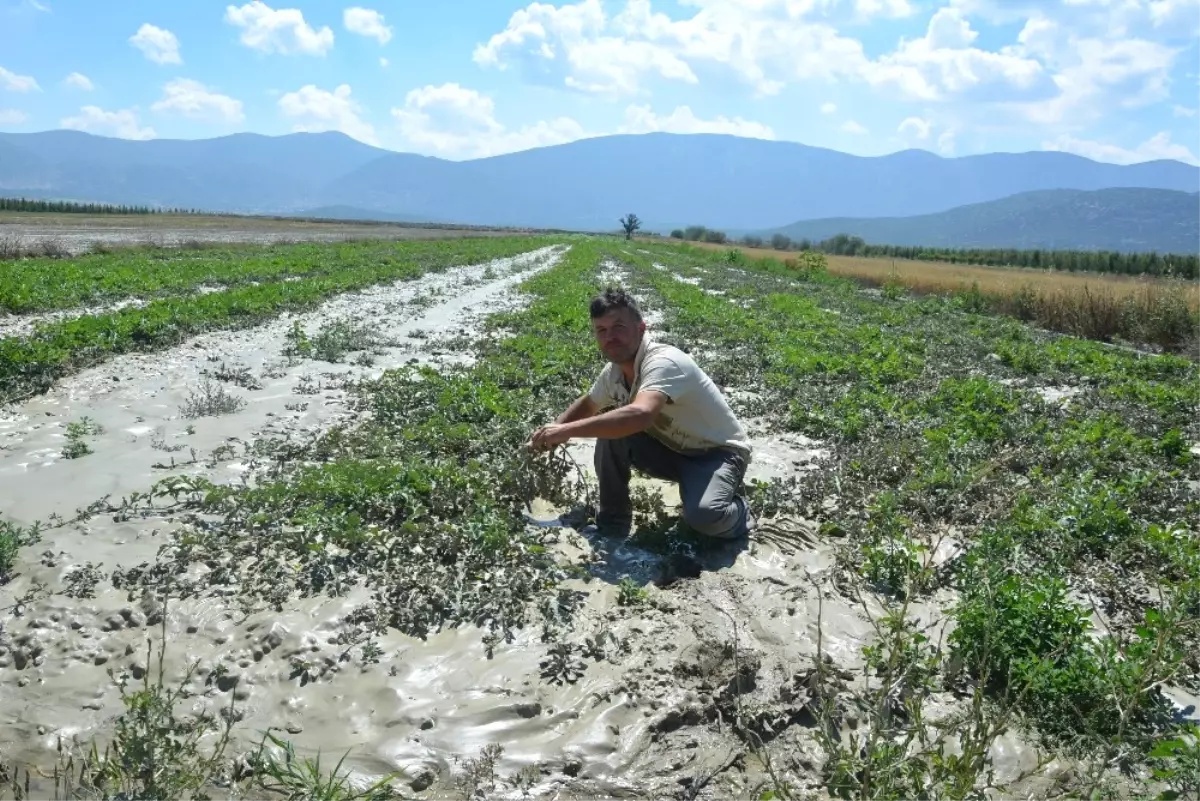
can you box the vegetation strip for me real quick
[0,236,554,314]
[622,241,1199,798]
[665,225,1200,278]
[0,236,557,403]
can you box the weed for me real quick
[0,518,42,583]
[616,577,648,607]
[63,562,105,599]
[203,360,263,391]
[248,731,400,800]
[62,416,104,459]
[45,624,236,801]
[179,377,246,419]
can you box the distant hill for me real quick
[0,129,1197,234]
[763,188,1200,254]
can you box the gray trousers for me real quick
[595,433,752,539]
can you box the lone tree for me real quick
[619,213,641,240]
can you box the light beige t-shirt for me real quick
[588,338,752,461]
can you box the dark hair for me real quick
[589,287,642,321]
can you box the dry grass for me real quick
[665,239,1200,311]
[648,239,1200,353]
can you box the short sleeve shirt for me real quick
[589,338,752,461]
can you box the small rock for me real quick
[286,723,303,734]
[419,718,435,730]
[408,767,435,792]
[37,725,45,736]
[514,702,542,719]
[130,662,147,680]
[103,615,125,632]
[94,653,109,666]
[563,757,583,777]
[18,677,30,687]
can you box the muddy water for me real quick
[1,247,957,798]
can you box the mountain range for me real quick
[764,188,1200,254]
[1,129,1197,250]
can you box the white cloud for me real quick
[0,109,28,125]
[130,24,182,65]
[392,82,588,158]
[63,72,94,91]
[474,0,868,98]
[61,106,156,140]
[1149,0,1200,30]
[152,79,244,123]
[898,116,931,139]
[821,101,837,114]
[225,2,334,55]
[0,66,39,92]
[1044,131,1199,165]
[621,104,776,138]
[864,7,1050,101]
[279,84,376,144]
[1011,36,1175,125]
[1173,104,1197,117]
[841,119,868,134]
[854,0,916,18]
[344,7,392,44]
[379,57,389,67]
[937,127,957,155]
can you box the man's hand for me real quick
[528,423,572,452]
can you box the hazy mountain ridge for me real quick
[763,188,1200,254]
[0,129,1196,249]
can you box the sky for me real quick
[0,0,1198,164]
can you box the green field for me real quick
[2,237,1198,799]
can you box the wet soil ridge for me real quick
[2,237,1199,801]
[0,236,558,405]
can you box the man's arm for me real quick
[555,393,599,425]
[532,390,667,449]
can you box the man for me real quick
[529,287,755,540]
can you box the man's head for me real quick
[590,287,645,365]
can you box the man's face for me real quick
[591,308,645,364]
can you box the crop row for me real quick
[623,241,1199,796]
[0,236,556,404]
[0,236,556,314]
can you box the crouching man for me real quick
[528,288,755,540]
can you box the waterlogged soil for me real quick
[0,246,851,800]
[2,246,1068,799]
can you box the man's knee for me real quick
[682,497,740,538]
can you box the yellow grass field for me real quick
[659,238,1200,312]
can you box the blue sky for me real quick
[1,0,1197,163]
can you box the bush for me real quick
[770,233,792,251]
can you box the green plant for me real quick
[0,518,42,583]
[249,731,400,801]
[46,625,236,801]
[62,416,104,459]
[616,577,648,607]
[179,378,246,418]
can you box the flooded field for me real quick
[1,234,1198,800]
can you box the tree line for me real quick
[0,197,202,215]
[668,226,1199,280]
